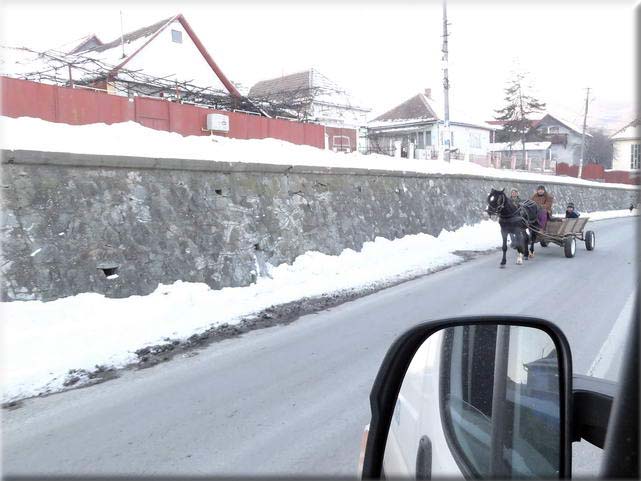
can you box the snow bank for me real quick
[1,210,636,403]
[0,116,636,189]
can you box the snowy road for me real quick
[2,217,637,477]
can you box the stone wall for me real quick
[1,150,638,301]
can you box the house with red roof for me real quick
[3,15,251,112]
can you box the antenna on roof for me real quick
[120,11,126,58]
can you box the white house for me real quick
[248,69,370,153]
[366,89,496,165]
[2,15,245,110]
[611,119,640,171]
[530,113,591,166]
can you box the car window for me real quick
[440,325,560,478]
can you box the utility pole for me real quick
[442,0,451,162]
[120,11,126,59]
[578,87,590,178]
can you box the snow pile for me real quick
[0,219,498,403]
[585,208,638,220]
[1,210,636,403]
[0,116,637,189]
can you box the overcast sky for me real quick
[0,1,636,132]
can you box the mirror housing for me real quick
[361,316,573,479]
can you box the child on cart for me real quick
[565,202,580,218]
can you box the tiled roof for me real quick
[248,69,369,111]
[83,17,174,53]
[373,93,438,122]
[248,71,311,98]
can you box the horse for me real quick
[486,188,540,267]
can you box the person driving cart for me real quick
[531,185,554,229]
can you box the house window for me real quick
[171,29,183,43]
[631,144,640,170]
[417,131,425,149]
[426,131,432,146]
[546,126,559,134]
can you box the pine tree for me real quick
[495,71,546,170]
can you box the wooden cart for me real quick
[537,217,596,258]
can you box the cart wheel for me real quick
[564,237,576,258]
[585,231,596,251]
[540,240,549,247]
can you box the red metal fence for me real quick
[1,76,326,148]
[556,162,639,185]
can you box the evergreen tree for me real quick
[495,71,546,169]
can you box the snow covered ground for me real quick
[1,209,637,404]
[0,115,636,189]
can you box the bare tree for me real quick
[248,84,322,121]
[585,128,614,168]
[1,45,260,113]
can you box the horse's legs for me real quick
[501,228,508,266]
[530,228,536,255]
[523,229,530,260]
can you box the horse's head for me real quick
[487,188,507,215]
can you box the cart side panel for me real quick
[558,219,577,236]
[574,218,588,233]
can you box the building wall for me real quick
[122,19,229,93]
[447,124,492,160]
[2,149,637,302]
[366,126,438,158]
[534,119,583,166]
[311,102,368,130]
[613,138,641,171]
[368,123,491,161]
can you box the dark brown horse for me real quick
[486,188,540,267]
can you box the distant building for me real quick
[530,113,591,166]
[367,89,496,165]
[488,113,592,168]
[611,118,640,172]
[248,69,370,153]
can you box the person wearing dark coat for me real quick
[565,202,580,218]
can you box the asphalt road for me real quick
[2,217,637,477]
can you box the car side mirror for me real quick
[361,317,573,479]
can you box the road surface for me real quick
[2,217,637,477]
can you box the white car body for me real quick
[382,330,463,477]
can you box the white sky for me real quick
[0,1,637,132]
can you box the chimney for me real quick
[424,88,432,99]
